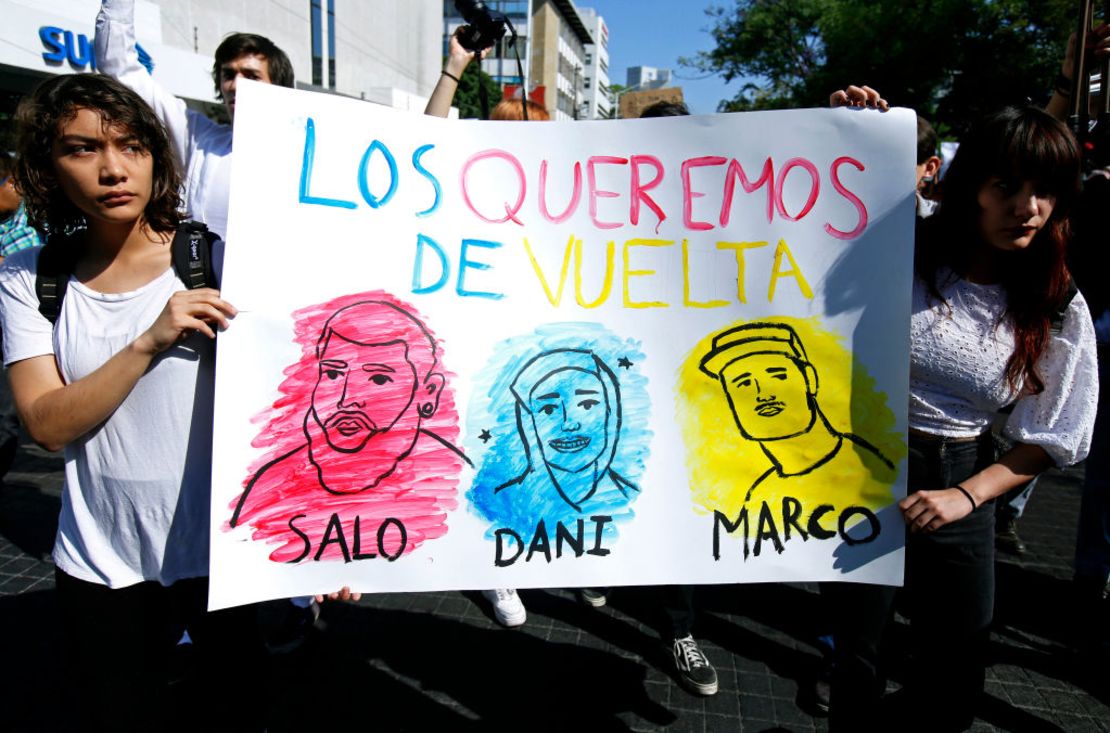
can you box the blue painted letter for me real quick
[458,239,505,300]
[412,144,441,218]
[413,234,450,294]
[299,118,357,209]
[358,140,399,209]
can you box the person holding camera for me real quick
[424,19,531,629]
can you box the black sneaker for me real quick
[995,516,1027,555]
[578,588,608,607]
[672,635,718,696]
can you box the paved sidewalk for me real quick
[1,438,1106,731]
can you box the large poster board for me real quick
[209,81,916,610]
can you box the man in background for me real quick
[0,152,41,481]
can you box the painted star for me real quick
[479,429,493,443]
[617,357,633,369]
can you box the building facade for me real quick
[578,7,609,119]
[0,0,443,147]
[529,0,591,120]
[626,65,671,91]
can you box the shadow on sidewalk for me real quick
[993,561,1108,706]
[0,479,60,560]
[263,599,675,731]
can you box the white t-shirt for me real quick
[0,245,221,588]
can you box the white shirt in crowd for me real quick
[909,269,1099,467]
[96,0,233,239]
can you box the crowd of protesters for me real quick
[0,1,1106,731]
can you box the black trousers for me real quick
[585,584,697,639]
[55,569,268,733]
[0,332,20,480]
[828,433,996,732]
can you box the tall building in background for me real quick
[528,0,592,120]
[0,0,444,140]
[578,7,609,119]
[626,65,671,91]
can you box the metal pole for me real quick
[1071,0,1094,136]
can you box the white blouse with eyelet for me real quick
[909,271,1099,467]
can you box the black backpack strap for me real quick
[1050,278,1079,335]
[171,220,219,290]
[35,237,77,325]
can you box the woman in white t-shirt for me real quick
[826,103,1098,731]
[0,74,261,731]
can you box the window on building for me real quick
[327,0,336,90]
[310,0,323,86]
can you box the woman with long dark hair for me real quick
[828,104,1098,731]
[0,73,262,731]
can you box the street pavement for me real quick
[1,437,1106,732]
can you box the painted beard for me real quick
[304,406,422,494]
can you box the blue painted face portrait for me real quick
[467,324,651,548]
[507,349,631,511]
[528,367,609,474]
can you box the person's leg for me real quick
[1076,346,1110,651]
[661,584,694,638]
[995,476,1036,555]
[177,577,269,732]
[0,333,21,481]
[1076,346,1110,590]
[902,436,996,732]
[824,581,897,732]
[55,568,172,733]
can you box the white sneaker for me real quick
[482,588,526,627]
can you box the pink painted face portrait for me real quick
[310,336,418,454]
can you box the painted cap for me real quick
[699,322,807,378]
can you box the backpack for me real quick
[35,220,218,324]
[1050,278,1078,336]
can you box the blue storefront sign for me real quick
[39,25,153,74]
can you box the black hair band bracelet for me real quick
[953,484,977,510]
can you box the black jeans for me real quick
[0,332,20,480]
[828,433,996,732]
[55,569,268,733]
[584,584,697,639]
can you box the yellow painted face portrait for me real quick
[677,316,905,516]
[719,352,817,441]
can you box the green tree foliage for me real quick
[688,0,1074,132]
[452,60,503,119]
[608,83,626,118]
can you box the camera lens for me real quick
[454,0,488,23]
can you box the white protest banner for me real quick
[208,81,915,610]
